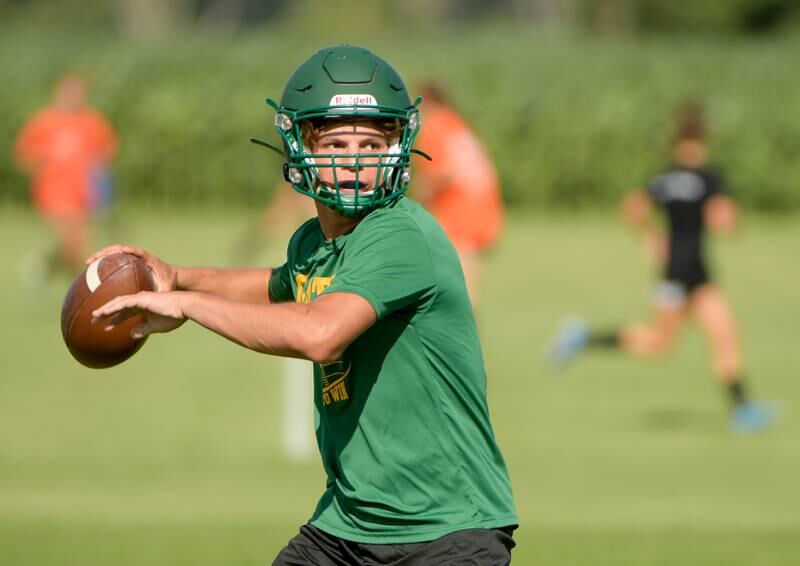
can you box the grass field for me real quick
[0,206,798,565]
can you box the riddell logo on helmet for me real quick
[330,94,378,106]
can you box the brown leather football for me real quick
[61,253,156,369]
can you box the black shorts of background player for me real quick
[551,100,773,433]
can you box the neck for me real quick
[315,201,361,240]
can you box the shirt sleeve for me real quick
[267,218,319,303]
[14,112,46,166]
[322,213,437,319]
[268,262,293,303]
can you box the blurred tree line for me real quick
[1,2,799,211]
[0,0,798,36]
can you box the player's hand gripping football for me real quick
[92,291,187,339]
[84,245,186,340]
[86,244,178,292]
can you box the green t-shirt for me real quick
[269,196,517,543]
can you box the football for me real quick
[61,253,156,369]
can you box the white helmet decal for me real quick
[329,94,378,106]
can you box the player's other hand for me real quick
[91,291,187,339]
[85,244,178,292]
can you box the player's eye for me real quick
[361,140,385,151]
[322,141,346,151]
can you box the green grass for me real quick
[1,206,798,565]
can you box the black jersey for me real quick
[647,165,725,290]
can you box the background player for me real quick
[15,74,117,280]
[413,81,504,307]
[88,45,518,564]
[551,100,773,433]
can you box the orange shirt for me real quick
[15,108,116,217]
[414,104,503,251]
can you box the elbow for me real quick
[298,322,347,364]
[303,341,345,364]
[304,345,345,364]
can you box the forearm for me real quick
[705,196,739,235]
[179,291,336,361]
[176,267,272,304]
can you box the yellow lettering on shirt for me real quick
[295,274,348,406]
[295,274,335,304]
[319,362,351,407]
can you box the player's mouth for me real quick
[331,180,374,195]
[339,180,367,190]
[318,180,377,203]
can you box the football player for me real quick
[89,45,518,564]
[15,74,116,279]
[413,81,504,308]
[551,100,773,433]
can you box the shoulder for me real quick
[423,105,466,133]
[21,109,55,130]
[290,216,321,240]
[697,165,724,183]
[691,166,727,198]
[348,198,442,260]
[81,109,113,128]
[287,216,321,250]
[646,167,673,200]
[356,197,438,240]
[435,105,464,124]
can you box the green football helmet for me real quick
[255,45,422,217]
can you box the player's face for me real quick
[674,138,707,169]
[310,122,391,193]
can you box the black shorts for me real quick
[272,523,516,566]
[665,259,709,294]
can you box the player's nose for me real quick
[340,154,359,170]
